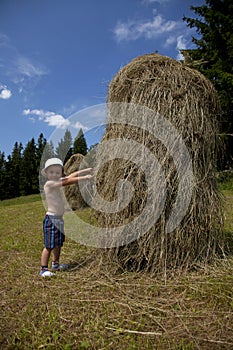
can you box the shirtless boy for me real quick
[40,157,93,277]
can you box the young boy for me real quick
[40,157,93,277]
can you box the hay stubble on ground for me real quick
[0,193,233,349]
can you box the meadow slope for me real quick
[0,192,233,350]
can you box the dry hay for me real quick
[93,53,224,276]
[64,153,89,210]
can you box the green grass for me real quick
[217,171,233,192]
[0,193,41,207]
[0,188,233,350]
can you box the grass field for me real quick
[0,183,233,350]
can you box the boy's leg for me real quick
[52,247,69,270]
[52,247,61,264]
[41,247,52,266]
[41,214,53,276]
[40,247,54,276]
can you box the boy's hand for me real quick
[78,167,93,175]
[85,174,94,180]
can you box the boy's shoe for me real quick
[52,263,69,271]
[39,269,54,277]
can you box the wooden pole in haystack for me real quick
[93,53,224,276]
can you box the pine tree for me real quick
[84,143,98,168]
[36,134,47,164]
[0,144,24,199]
[21,138,38,195]
[56,129,73,164]
[0,151,6,200]
[0,135,52,199]
[73,128,88,156]
[183,0,233,167]
[42,140,55,162]
[3,155,14,199]
[11,142,23,197]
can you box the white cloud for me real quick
[73,121,89,131]
[23,109,70,129]
[164,35,176,47]
[114,14,180,42]
[23,108,91,131]
[16,56,47,79]
[0,84,12,99]
[28,116,36,123]
[12,56,48,94]
[114,22,132,41]
[164,34,189,60]
[23,108,50,117]
[176,35,188,50]
[113,11,195,60]
[0,33,48,93]
[45,114,70,128]
[176,35,188,60]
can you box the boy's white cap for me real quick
[41,158,63,176]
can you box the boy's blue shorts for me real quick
[43,214,65,249]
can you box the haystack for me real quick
[93,53,224,275]
[64,153,89,210]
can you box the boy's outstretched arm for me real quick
[61,173,93,187]
[66,167,93,179]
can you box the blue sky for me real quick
[0,0,204,157]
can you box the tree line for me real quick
[0,129,88,200]
[183,0,233,168]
